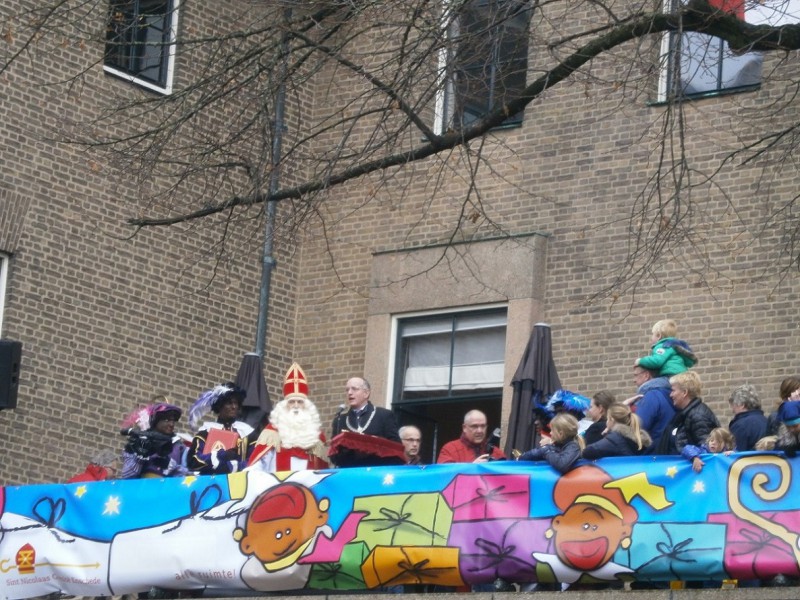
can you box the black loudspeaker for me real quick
[0,340,22,409]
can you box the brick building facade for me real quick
[0,1,798,482]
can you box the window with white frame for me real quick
[0,254,9,335]
[104,0,179,94]
[659,0,800,100]
[394,308,507,402]
[436,0,531,133]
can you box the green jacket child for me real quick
[637,337,697,377]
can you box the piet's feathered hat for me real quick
[546,389,591,418]
[189,382,246,429]
[283,362,309,401]
[120,402,182,431]
[150,403,182,427]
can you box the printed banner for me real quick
[2,453,800,597]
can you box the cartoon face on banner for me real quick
[548,466,638,572]
[234,481,329,569]
[550,467,638,571]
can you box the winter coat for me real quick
[657,397,720,455]
[582,423,651,460]
[638,337,697,377]
[518,439,581,474]
[728,409,768,451]
[766,409,782,437]
[681,442,712,462]
[582,419,606,446]
[437,434,506,463]
[634,376,675,452]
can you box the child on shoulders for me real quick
[518,413,583,474]
[682,427,735,472]
[635,319,697,377]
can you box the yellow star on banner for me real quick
[605,472,673,510]
[75,485,87,498]
[103,496,121,515]
[666,466,678,478]
[181,476,197,487]
[383,474,395,485]
[693,480,706,494]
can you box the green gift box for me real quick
[308,541,370,590]
[353,492,454,548]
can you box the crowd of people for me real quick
[68,317,800,500]
[513,320,800,473]
[504,319,800,591]
[61,318,800,594]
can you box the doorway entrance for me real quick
[391,307,508,463]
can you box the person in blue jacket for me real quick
[625,365,675,453]
[518,413,583,474]
[728,383,767,451]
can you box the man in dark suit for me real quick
[330,377,401,466]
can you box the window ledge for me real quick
[103,66,172,95]
[648,83,761,107]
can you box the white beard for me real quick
[270,399,323,449]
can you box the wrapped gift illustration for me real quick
[448,518,550,583]
[624,522,726,581]
[708,511,800,580]
[308,541,369,590]
[442,473,530,521]
[361,545,464,588]
[353,492,453,548]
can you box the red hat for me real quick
[283,362,309,401]
[249,483,307,523]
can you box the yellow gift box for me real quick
[361,545,464,588]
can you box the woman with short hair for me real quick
[657,371,719,455]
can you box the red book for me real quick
[203,429,239,454]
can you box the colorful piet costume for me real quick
[120,402,190,479]
[187,383,254,475]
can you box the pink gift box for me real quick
[442,473,530,521]
[708,511,800,580]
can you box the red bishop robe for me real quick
[250,424,329,471]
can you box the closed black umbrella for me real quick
[235,352,272,428]
[504,323,561,456]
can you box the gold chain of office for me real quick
[346,408,376,434]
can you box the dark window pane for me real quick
[450,0,531,128]
[105,0,174,89]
